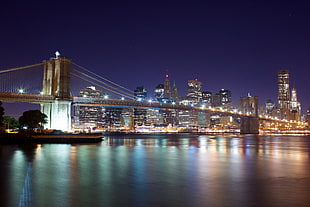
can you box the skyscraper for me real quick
[154,84,164,102]
[134,86,147,101]
[163,74,171,100]
[278,70,290,110]
[171,81,179,103]
[219,89,232,105]
[187,79,202,102]
[290,87,301,120]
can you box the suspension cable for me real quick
[0,63,44,74]
[71,72,134,99]
[71,61,132,93]
[71,68,133,97]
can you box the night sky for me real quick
[1,0,309,117]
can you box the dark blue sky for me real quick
[1,0,309,117]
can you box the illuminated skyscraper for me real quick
[290,87,301,120]
[154,84,164,102]
[171,81,179,103]
[134,86,147,101]
[187,79,202,102]
[278,70,290,110]
[265,99,275,114]
[164,74,171,100]
[219,89,231,105]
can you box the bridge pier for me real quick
[41,55,72,131]
[41,100,71,132]
[240,116,259,134]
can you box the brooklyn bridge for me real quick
[0,54,305,133]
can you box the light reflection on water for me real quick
[0,134,310,207]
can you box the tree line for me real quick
[0,101,47,133]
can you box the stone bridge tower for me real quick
[240,95,259,134]
[41,55,72,131]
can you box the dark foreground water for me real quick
[0,134,310,207]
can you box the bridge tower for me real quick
[240,95,259,134]
[41,55,72,131]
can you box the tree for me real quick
[19,110,47,130]
[3,116,19,129]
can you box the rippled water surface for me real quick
[0,134,310,207]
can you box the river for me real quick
[0,134,309,207]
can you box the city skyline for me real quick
[1,1,309,116]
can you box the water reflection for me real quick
[0,135,309,207]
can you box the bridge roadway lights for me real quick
[240,116,259,134]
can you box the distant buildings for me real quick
[71,70,305,132]
[277,70,301,121]
[80,86,102,98]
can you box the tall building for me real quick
[265,99,275,114]
[211,89,231,107]
[134,86,147,101]
[154,84,165,102]
[278,70,290,110]
[163,74,171,100]
[219,89,231,105]
[290,87,301,120]
[187,79,202,102]
[171,81,179,103]
[202,91,212,106]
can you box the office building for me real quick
[187,79,202,103]
[164,74,171,100]
[278,70,290,110]
[134,86,147,101]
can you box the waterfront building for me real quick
[103,107,123,130]
[133,108,147,126]
[73,86,105,130]
[134,86,147,101]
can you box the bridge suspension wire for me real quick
[71,68,134,98]
[70,72,134,99]
[71,62,132,93]
[0,63,43,94]
[0,63,44,74]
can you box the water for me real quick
[0,134,309,207]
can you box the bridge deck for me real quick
[0,92,55,103]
